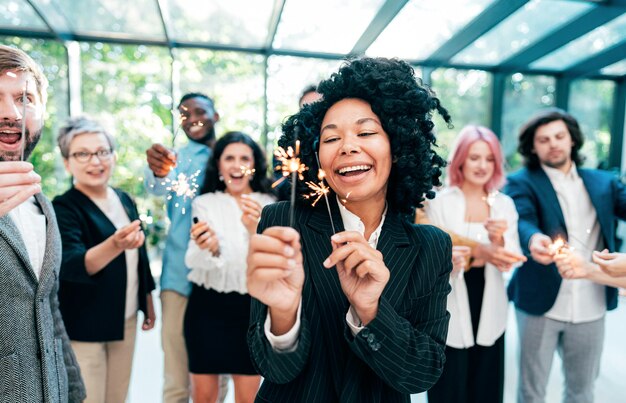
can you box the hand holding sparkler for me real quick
[146,143,177,178]
[530,233,558,265]
[0,161,41,217]
[111,220,145,251]
[190,217,219,256]
[239,194,263,235]
[484,218,507,246]
[554,248,595,280]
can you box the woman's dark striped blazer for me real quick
[248,199,452,403]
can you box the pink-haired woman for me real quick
[425,125,525,403]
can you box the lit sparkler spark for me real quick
[165,169,201,215]
[240,165,256,177]
[272,141,307,188]
[483,190,499,207]
[548,237,570,255]
[304,169,330,207]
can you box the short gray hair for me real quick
[57,116,116,158]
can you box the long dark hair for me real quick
[200,131,272,194]
[518,108,585,169]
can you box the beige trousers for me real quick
[161,290,191,403]
[71,316,137,403]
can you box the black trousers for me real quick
[427,267,505,403]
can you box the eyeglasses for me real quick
[69,149,113,163]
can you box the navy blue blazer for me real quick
[248,199,452,403]
[505,167,626,315]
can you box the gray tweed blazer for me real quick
[0,193,85,403]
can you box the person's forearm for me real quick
[84,237,123,275]
[586,264,626,287]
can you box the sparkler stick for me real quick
[20,85,26,161]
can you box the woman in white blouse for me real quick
[184,131,275,403]
[425,125,525,403]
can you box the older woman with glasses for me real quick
[52,117,156,403]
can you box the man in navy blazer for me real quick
[505,108,626,403]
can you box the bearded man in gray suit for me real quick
[0,45,85,403]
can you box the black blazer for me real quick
[248,199,452,403]
[53,187,156,342]
[505,167,626,315]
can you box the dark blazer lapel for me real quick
[378,211,418,309]
[529,168,567,235]
[578,169,612,244]
[34,192,60,287]
[0,212,37,281]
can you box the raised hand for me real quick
[111,220,144,250]
[247,227,304,334]
[529,233,553,265]
[484,218,507,245]
[146,143,177,178]
[592,250,626,278]
[190,219,220,256]
[0,161,41,217]
[554,249,593,280]
[323,231,390,325]
[239,194,262,235]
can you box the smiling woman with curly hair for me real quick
[246,57,454,403]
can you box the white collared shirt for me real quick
[8,196,46,279]
[425,186,523,348]
[265,199,386,351]
[541,163,606,323]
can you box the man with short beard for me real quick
[505,108,626,403]
[145,93,228,403]
[0,45,85,402]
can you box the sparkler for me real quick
[305,152,336,233]
[240,165,256,177]
[272,140,307,227]
[20,85,26,161]
[548,237,570,255]
[164,169,201,215]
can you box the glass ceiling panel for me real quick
[531,12,626,71]
[601,60,626,76]
[0,0,48,30]
[452,0,593,66]
[164,0,274,47]
[366,0,496,60]
[29,0,72,33]
[273,0,385,54]
[53,0,165,40]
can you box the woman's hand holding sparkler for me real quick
[554,248,595,280]
[529,233,554,265]
[0,161,41,217]
[190,219,220,256]
[111,220,145,250]
[247,227,304,335]
[592,250,626,278]
[323,231,390,326]
[239,194,263,235]
[484,218,507,246]
[146,143,177,178]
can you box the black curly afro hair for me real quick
[279,57,451,215]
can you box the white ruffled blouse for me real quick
[185,191,276,294]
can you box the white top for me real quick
[265,199,387,351]
[185,191,276,294]
[425,186,522,348]
[541,164,606,323]
[91,188,139,320]
[8,196,46,279]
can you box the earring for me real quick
[218,174,224,182]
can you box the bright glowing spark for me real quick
[548,237,570,255]
[272,140,307,188]
[165,169,201,214]
[304,169,330,207]
[240,165,256,177]
[483,190,499,207]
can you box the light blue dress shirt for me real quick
[144,140,211,296]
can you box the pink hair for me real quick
[447,125,506,192]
